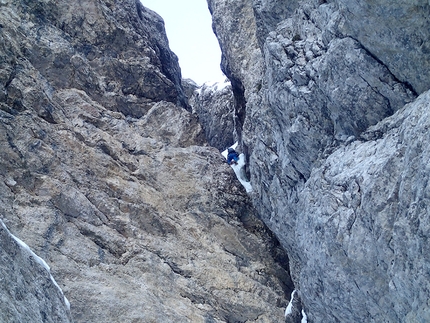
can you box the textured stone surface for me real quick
[188,80,236,151]
[336,0,430,94]
[0,220,72,323]
[296,91,430,322]
[207,0,430,322]
[0,0,188,119]
[208,0,264,145]
[0,0,292,322]
[1,92,291,322]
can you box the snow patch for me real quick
[285,290,307,322]
[301,309,308,323]
[0,219,71,310]
[231,153,253,193]
[285,289,296,317]
[202,79,231,92]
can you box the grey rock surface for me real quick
[207,0,430,321]
[208,0,265,145]
[336,0,430,94]
[188,80,237,151]
[297,91,430,322]
[0,0,187,119]
[0,0,292,322]
[0,220,72,323]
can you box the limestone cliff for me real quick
[207,0,430,322]
[0,0,292,322]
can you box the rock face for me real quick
[0,0,292,322]
[336,0,430,94]
[0,220,72,323]
[1,0,188,118]
[208,0,430,322]
[188,80,236,151]
[298,92,430,322]
[207,0,264,146]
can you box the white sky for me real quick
[141,0,225,85]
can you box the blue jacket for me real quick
[227,150,239,164]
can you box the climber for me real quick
[226,147,239,165]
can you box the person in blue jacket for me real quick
[227,148,239,165]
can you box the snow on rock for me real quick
[285,289,296,317]
[284,288,304,323]
[202,78,231,92]
[0,219,71,311]
[231,153,253,192]
[301,310,308,323]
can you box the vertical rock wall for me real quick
[0,0,293,322]
[208,0,430,321]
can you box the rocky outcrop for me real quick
[208,0,430,321]
[208,0,264,145]
[1,92,292,322]
[1,0,188,118]
[0,0,292,322]
[188,80,236,151]
[0,220,72,323]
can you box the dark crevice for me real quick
[260,139,278,156]
[220,54,246,144]
[37,105,57,124]
[164,260,192,278]
[4,64,18,89]
[349,36,418,97]
[6,133,24,160]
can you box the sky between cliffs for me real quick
[141,0,226,85]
